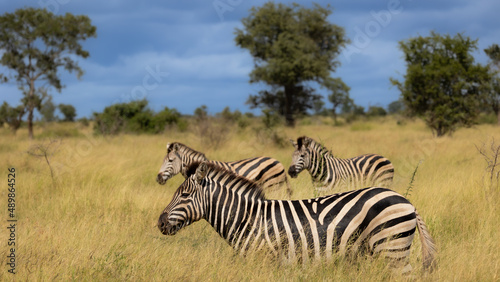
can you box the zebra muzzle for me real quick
[288,166,299,178]
[158,213,183,235]
[156,173,170,185]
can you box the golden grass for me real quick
[1,118,499,281]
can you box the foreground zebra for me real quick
[156,142,292,196]
[158,162,436,272]
[288,136,394,191]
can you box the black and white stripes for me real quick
[156,142,292,195]
[158,162,436,271]
[288,136,394,191]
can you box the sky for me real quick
[1,0,499,118]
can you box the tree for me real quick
[325,77,351,122]
[235,2,349,126]
[194,105,208,121]
[0,8,96,139]
[391,32,491,136]
[246,84,323,118]
[367,106,387,117]
[0,101,25,134]
[58,104,76,122]
[484,44,500,125]
[387,99,405,114]
[340,96,365,123]
[40,96,57,122]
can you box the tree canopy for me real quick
[58,104,77,122]
[235,2,349,126]
[0,7,96,138]
[391,32,491,136]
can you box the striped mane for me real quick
[169,142,207,159]
[297,136,333,157]
[201,163,266,200]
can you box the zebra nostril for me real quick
[156,173,165,184]
[158,213,169,231]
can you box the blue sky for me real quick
[1,0,499,118]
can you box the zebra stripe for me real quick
[288,136,394,191]
[156,142,292,195]
[158,162,436,271]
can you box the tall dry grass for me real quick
[1,118,499,281]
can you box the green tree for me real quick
[484,44,500,125]
[235,2,348,126]
[246,84,323,118]
[312,99,326,116]
[58,103,76,122]
[325,77,351,122]
[40,95,57,122]
[387,99,405,114]
[194,105,208,121]
[367,106,387,117]
[391,32,491,136]
[338,97,364,123]
[153,107,181,132]
[0,8,96,139]
[0,101,25,134]
[93,99,148,135]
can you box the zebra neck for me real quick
[203,186,264,251]
[180,153,208,176]
[309,148,331,183]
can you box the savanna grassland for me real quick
[1,117,499,281]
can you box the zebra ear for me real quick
[289,139,298,149]
[302,137,311,148]
[171,143,180,152]
[166,143,171,151]
[195,162,208,184]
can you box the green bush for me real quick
[93,100,182,135]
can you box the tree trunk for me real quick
[28,78,35,139]
[27,107,34,139]
[284,84,295,127]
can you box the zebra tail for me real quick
[415,210,437,271]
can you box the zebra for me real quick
[156,142,292,196]
[157,162,436,272]
[288,136,394,192]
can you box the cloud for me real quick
[1,0,499,119]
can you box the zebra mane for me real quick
[170,142,207,159]
[297,136,333,157]
[201,163,266,200]
[185,161,202,178]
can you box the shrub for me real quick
[93,100,181,135]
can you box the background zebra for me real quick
[288,136,394,191]
[156,142,292,196]
[158,162,436,272]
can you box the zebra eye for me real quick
[180,192,191,197]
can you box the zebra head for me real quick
[156,143,183,185]
[157,162,206,235]
[288,136,312,178]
